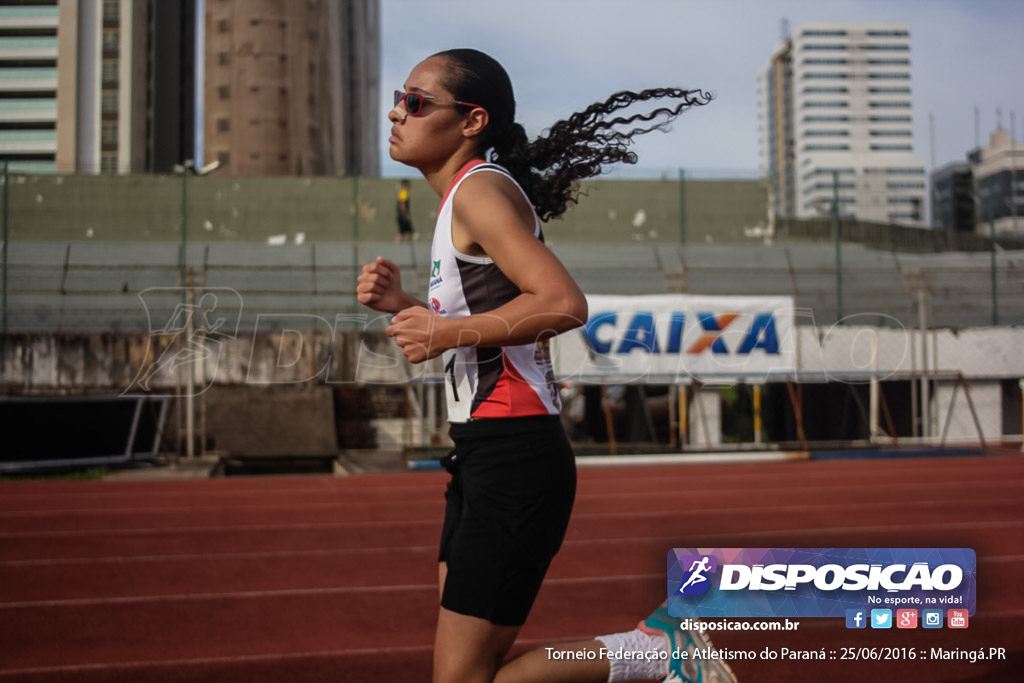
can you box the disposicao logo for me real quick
[667,548,976,619]
[676,555,718,595]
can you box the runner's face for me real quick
[387,57,470,169]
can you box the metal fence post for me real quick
[833,171,843,323]
[678,168,687,244]
[989,205,998,326]
[352,175,360,310]
[2,161,8,354]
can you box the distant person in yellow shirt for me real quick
[395,178,414,242]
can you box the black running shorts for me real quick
[438,415,577,626]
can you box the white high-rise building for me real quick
[758,21,927,225]
[0,0,197,174]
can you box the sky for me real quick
[378,0,1024,179]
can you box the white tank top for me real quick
[429,160,561,423]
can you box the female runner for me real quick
[357,48,734,683]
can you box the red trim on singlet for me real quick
[469,352,550,419]
[440,158,488,209]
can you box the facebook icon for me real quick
[846,609,867,629]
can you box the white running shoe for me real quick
[638,603,738,683]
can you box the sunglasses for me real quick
[394,90,482,116]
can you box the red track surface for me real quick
[1,453,1022,682]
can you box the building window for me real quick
[103,0,119,22]
[802,181,856,195]
[101,152,118,173]
[102,92,118,114]
[217,151,230,166]
[218,52,230,66]
[218,19,230,33]
[802,168,855,182]
[216,118,229,132]
[218,86,230,99]
[803,144,851,151]
[101,122,117,145]
[103,29,119,53]
[102,60,118,84]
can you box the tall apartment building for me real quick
[969,126,1023,235]
[0,0,195,174]
[203,0,379,177]
[758,21,927,225]
[930,161,974,232]
[931,126,1023,235]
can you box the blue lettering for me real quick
[584,309,783,357]
[667,313,686,353]
[583,311,618,353]
[737,313,780,354]
[618,312,659,353]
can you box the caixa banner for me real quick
[574,294,795,382]
[667,548,976,618]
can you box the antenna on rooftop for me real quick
[780,18,790,42]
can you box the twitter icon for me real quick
[870,609,892,629]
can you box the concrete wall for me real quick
[5,323,1020,453]
[5,174,769,245]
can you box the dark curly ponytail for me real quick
[433,48,712,222]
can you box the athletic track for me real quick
[1,451,1021,682]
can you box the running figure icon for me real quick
[679,556,712,594]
